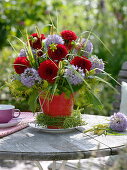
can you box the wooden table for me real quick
[0,114,127,169]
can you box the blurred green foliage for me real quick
[0,0,127,114]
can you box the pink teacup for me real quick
[0,105,21,123]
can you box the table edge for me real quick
[0,147,116,161]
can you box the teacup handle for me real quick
[13,109,21,118]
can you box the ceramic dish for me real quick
[28,122,84,133]
[0,118,22,128]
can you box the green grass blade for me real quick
[81,30,113,56]
[102,70,121,86]
[94,75,118,92]
[25,29,35,67]
[8,40,18,55]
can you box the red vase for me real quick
[39,93,74,129]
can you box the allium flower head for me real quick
[81,38,93,56]
[21,68,42,87]
[110,112,127,132]
[45,34,64,48]
[64,65,85,85]
[90,55,104,74]
[19,49,27,57]
[31,49,37,57]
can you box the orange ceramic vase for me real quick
[39,93,74,129]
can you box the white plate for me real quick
[29,122,83,133]
[0,118,22,128]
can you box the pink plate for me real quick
[0,118,22,128]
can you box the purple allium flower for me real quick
[19,49,27,57]
[21,68,42,87]
[19,49,37,58]
[90,55,105,74]
[32,48,37,57]
[110,112,127,132]
[81,38,93,56]
[45,34,64,48]
[64,65,85,85]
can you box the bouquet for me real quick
[8,29,109,128]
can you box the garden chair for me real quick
[113,61,127,113]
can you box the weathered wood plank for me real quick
[118,78,127,83]
[122,62,127,70]
[91,134,127,153]
[113,94,121,101]
[111,109,119,114]
[119,70,127,78]
[112,66,126,112]
[113,101,121,109]
[0,126,111,160]
[0,148,111,161]
[113,62,127,112]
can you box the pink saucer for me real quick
[0,118,22,128]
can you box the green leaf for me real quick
[80,31,113,56]
[0,84,6,91]
[85,89,103,110]
[28,90,38,112]
[106,130,125,136]
[102,70,121,86]
[66,77,74,94]
[25,29,36,68]
[94,75,117,92]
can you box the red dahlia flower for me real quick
[38,60,58,83]
[64,41,73,51]
[70,56,92,72]
[48,44,68,61]
[60,30,77,41]
[29,33,45,49]
[14,57,30,74]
